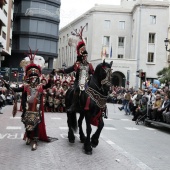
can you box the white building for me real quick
[0,0,14,66]
[56,0,170,89]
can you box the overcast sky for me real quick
[60,0,121,29]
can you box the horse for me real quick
[65,60,113,155]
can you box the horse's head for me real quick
[94,60,113,87]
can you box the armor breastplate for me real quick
[27,87,37,104]
[79,65,88,91]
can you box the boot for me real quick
[26,137,31,145]
[31,138,38,151]
[67,92,79,113]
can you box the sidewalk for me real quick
[0,104,145,170]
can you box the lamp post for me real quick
[164,38,170,52]
[0,42,3,68]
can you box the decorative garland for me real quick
[85,86,107,108]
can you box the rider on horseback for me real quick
[57,39,94,113]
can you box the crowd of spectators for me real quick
[108,85,170,124]
[0,80,16,114]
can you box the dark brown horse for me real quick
[65,60,113,154]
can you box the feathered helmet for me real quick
[69,76,75,86]
[55,78,61,85]
[41,75,47,84]
[68,25,87,56]
[20,47,45,80]
[62,80,68,87]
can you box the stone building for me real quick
[56,0,169,89]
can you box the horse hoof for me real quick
[83,145,92,155]
[91,143,97,148]
[85,150,92,155]
[69,139,75,143]
[80,136,86,143]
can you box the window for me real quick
[85,23,88,31]
[118,54,123,59]
[66,46,67,57]
[63,36,65,43]
[12,1,14,9]
[148,33,155,43]
[2,31,6,40]
[11,20,13,29]
[150,15,156,24]
[118,37,124,47]
[84,37,87,46]
[119,21,125,30]
[148,52,154,62]
[9,39,12,47]
[104,20,110,29]
[103,36,110,46]
[3,9,7,16]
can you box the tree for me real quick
[157,66,170,83]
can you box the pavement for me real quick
[0,103,149,170]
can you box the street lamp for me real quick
[164,38,170,52]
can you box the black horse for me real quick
[65,60,113,155]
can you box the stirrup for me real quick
[26,138,31,145]
[31,142,37,151]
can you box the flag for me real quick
[101,49,103,58]
[110,46,112,58]
[104,48,107,57]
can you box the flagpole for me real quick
[110,44,112,58]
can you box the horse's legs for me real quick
[67,112,75,143]
[91,118,104,148]
[84,112,92,155]
[78,113,86,143]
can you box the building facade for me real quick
[3,0,60,69]
[56,0,169,89]
[0,0,14,67]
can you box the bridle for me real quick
[101,67,112,86]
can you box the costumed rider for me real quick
[56,26,94,113]
[4,49,57,151]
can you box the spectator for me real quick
[148,94,162,120]
[132,96,148,121]
[131,91,138,115]
[155,93,170,121]
[0,91,4,114]
[118,90,131,115]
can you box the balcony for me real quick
[0,8,7,26]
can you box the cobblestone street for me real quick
[0,104,147,170]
